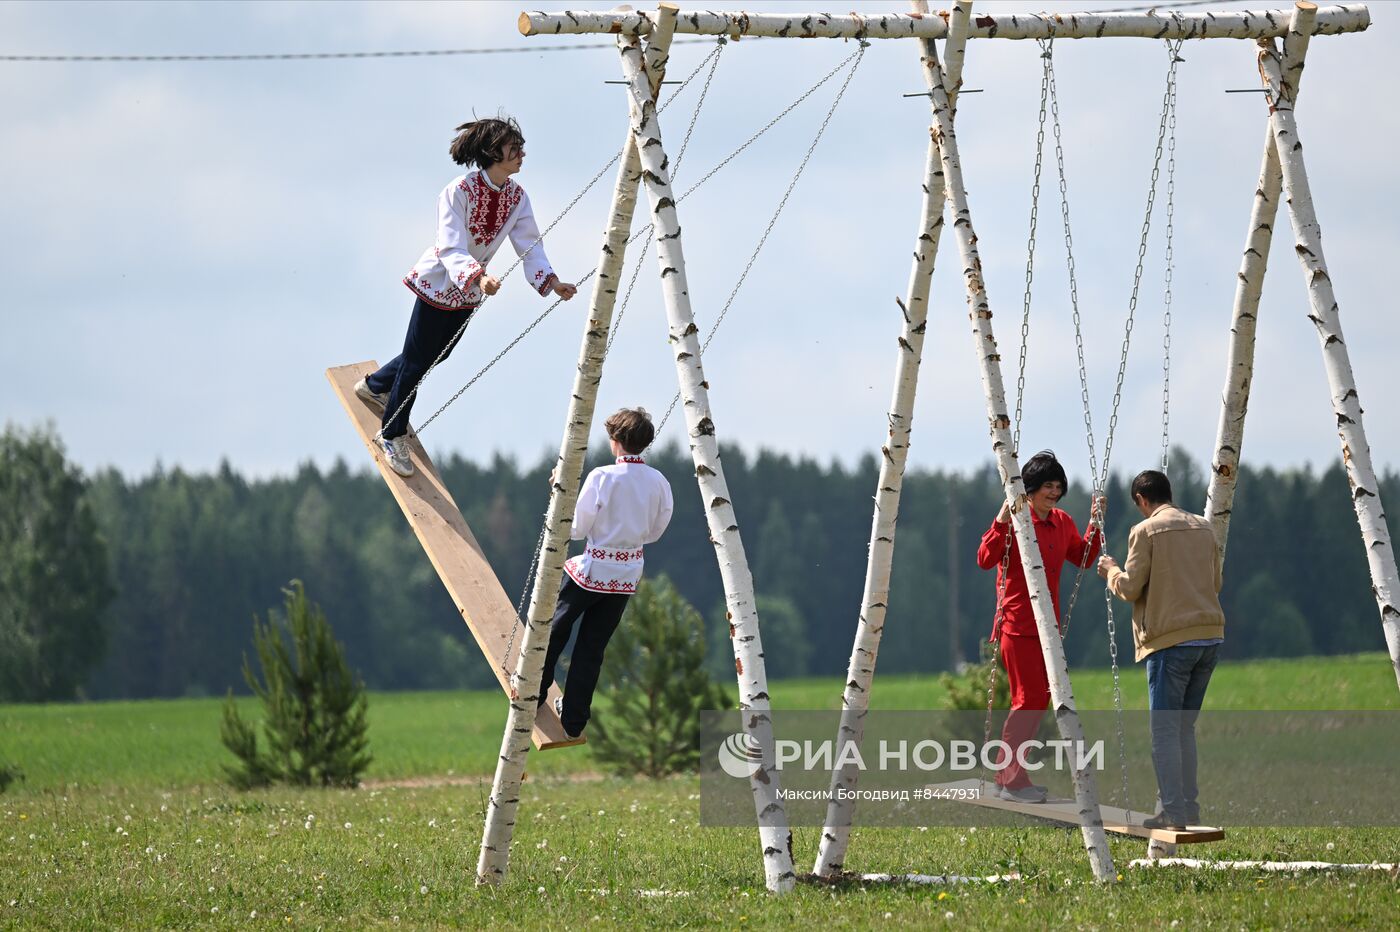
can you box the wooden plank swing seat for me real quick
[926,779,1225,845]
[326,361,585,751]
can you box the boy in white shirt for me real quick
[354,115,576,478]
[538,408,673,737]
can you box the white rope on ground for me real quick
[1130,858,1397,873]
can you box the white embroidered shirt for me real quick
[403,170,557,310]
[564,455,674,594]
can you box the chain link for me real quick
[1045,33,1099,643]
[1160,41,1180,474]
[1102,37,1185,814]
[652,43,868,441]
[984,36,1052,756]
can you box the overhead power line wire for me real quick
[0,37,735,63]
[3,1,1250,63]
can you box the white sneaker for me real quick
[378,436,414,477]
[354,377,388,414]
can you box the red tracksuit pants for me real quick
[995,632,1050,789]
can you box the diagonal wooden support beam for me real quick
[812,0,972,881]
[1258,0,1400,693]
[475,3,680,887]
[1205,2,1316,566]
[617,23,797,894]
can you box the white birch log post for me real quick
[520,5,1370,41]
[811,0,971,880]
[922,34,1117,883]
[616,30,797,894]
[1204,7,1315,562]
[1258,0,1400,691]
[474,6,678,887]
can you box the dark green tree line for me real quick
[3,424,1398,702]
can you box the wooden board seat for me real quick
[327,361,584,751]
[926,779,1225,844]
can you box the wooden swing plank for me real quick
[926,779,1225,844]
[326,361,584,752]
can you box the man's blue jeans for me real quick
[1145,643,1218,823]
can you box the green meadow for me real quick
[2,654,1398,928]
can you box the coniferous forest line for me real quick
[8,425,1397,702]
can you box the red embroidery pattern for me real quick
[565,561,637,594]
[617,455,645,465]
[465,173,523,247]
[403,273,479,311]
[586,546,644,563]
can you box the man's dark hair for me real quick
[449,116,525,169]
[605,408,655,455]
[1131,469,1173,506]
[1021,450,1068,494]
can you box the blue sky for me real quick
[3,0,1396,485]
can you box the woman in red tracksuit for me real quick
[977,450,1103,803]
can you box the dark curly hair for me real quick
[449,115,525,169]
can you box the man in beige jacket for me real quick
[1098,469,1225,830]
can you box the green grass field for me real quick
[2,655,1397,928]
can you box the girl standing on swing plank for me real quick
[355,116,578,477]
[977,450,1104,803]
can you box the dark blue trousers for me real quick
[365,297,473,440]
[538,577,630,736]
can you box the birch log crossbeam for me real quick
[520,6,1369,40]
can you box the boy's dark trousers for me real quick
[365,297,473,440]
[538,577,630,736]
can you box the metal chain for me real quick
[1102,37,1185,814]
[607,39,725,358]
[651,42,869,441]
[375,42,726,445]
[1160,41,1181,474]
[984,37,1051,756]
[1045,33,1099,643]
[500,43,728,674]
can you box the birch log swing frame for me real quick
[324,0,1396,895]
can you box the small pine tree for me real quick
[589,576,732,777]
[221,581,372,789]
[938,640,1013,743]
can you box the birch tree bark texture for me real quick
[616,32,797,894]
[812,0,972,880]
[1204,0,1315,564]
[1257,0,1400,692]
[922,34,1117,884]
[475,6,678,887]
[520,5,1370,41]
